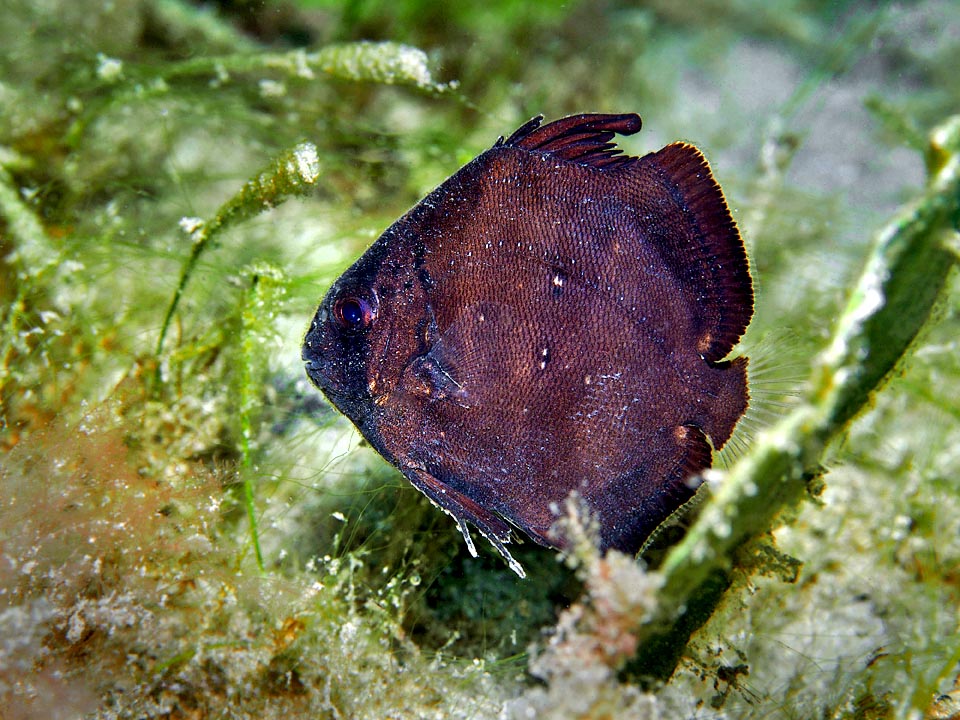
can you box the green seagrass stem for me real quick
[152,141,320,394]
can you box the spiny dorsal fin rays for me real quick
[500,113,642,169]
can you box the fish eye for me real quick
[332,295,374,331]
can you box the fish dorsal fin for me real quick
[637,142,753,362]
[500,113,643,169]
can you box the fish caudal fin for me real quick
[704,356,750,451]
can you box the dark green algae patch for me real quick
[2,1,960,718]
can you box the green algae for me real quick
[2,1,960,718]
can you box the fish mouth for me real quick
[301,316,328,388]
[301,356,329,392]
[301,353,375,422]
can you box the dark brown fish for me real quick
[302,114,752,577]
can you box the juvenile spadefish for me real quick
[302,114,753,577]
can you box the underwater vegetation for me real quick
[1,1,959,718]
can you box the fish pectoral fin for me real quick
[404,303,512,406]
[405,354,470,405]
[403,466,526,578]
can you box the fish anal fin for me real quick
[403,466,526,577]
[672,423,714,481]
[599,424,712,555]
[639,142,754,362]
[502,113,643,170]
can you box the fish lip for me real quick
[301,325,328,385]
[301,356,377,422]
[302,357,329,392]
